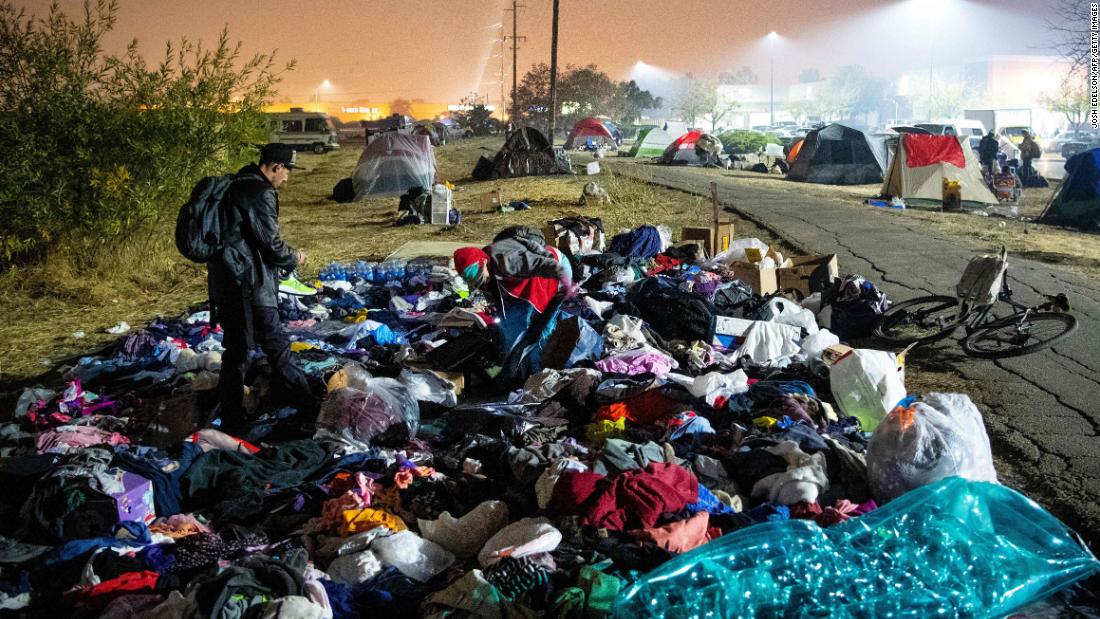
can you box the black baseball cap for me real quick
[259,143,305,170]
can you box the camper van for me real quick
[267,109,341,154]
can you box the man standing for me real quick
[978,130,999,173]
[209,143,315,434]
[1019,130,1041,180]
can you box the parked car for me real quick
[1047,131,1096,158]
[266,109,341,154]
[1060,135,1100,159]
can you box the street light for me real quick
[767,31,778,127]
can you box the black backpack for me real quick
[175,175,235,263]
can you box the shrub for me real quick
[0,0,290,267]
[718,130,780,154]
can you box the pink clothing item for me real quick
[185,429,260,454]
[594,349,677,377]
[629,512,716,554]
[36,425,130,454]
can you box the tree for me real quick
[451,94,494,135]
[1042,69,1091,130]
[614,80,661,124]
[512,63,660,130]
[718,65,757,85]
[798,67,821,83]
[920,76,974,120]
[786,99,819,124]
[676,79,737,132]
[675,78,713,128]
[512,63,551,130]
[1047,0,1092,71]
[389,98,412,116]
[818,65,886,122]
[0,0,287,266]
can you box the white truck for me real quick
[266,108,341,154]
[964,109,1034,144]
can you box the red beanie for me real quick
[453,247,489,275]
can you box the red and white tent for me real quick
[880,134,996,205]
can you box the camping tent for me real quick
[471,126,568,181]
[880,134,997,205]
[660,131,724,165]
[600,119,623,144]
[1039,148,1100,230]
[628,127,673,157]
[565,117,616,149]
[413,123,442,146]
[352,133,436,199]
[786,124,889,185]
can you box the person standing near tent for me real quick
[1019,130,1041,180]
[979,130,999,173]
[453,226,578,383]
[210,143,317,434]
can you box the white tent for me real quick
[881,134,997,205]
[352,133,436,199]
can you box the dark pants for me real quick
[217,300,313,428]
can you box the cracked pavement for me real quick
[606,160,1100,550]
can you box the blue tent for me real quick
[1040,148,1100,231]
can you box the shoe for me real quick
[279,274,318,296]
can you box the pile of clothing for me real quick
[2,225,1096,618]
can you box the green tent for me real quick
[628,127,673,157]
[1038,148,1100,231]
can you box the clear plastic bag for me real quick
[867,392,997,503]
[317,377,419,447]
[613,477,1100,618]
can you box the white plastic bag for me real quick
[478,517,562,567]
[764,298,819,335]
[710,238,769,265]
[828,348,906,431]
[798,329,839,362]
[733,321,800,364]
[418,500,510,559]
[371,531,455,582]
[867,392,997,503]
[666,370,749,407]
[956,254,1006,307]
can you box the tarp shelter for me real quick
[565,117,615,149]
[352,133,436,200]
[786,124,889,185]
[1039,148,1100,230]
[628,127,673,157]
[472,126,568,181]
[880,134,997,205]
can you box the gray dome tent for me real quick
[786,124,889,185]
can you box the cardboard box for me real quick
[731,263,778,295]
[480,189,501,210]
[777,254,839,296]
[680,222,735,256]
[713,315,757,348]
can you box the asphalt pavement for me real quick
[605,159,1100,548]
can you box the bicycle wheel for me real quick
[963,312,1077,359]
[874,295,964,344]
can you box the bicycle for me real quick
[874,248,1077,359]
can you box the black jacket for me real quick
[978,134,999,162]
[208,163,298,309]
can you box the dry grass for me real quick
[0,137,784,388]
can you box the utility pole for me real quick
[504,0,526,126]
[499,24,506,122]
[548,0,560,146]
